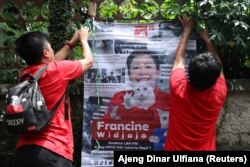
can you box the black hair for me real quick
[188,52,222,90]
[15,31,48,65]
[126,50,159,75]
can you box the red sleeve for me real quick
[116,105,161,127]
[116,105,138,119]
[54,60,83,83]
[170,68,188,96]
[108,91,127,106]
[102,91,127,120]
[150,87,170,111]
[212,77,227,104]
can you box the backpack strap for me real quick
[19,65,47,82]
[33,65,67,119]
[34,65,48,81]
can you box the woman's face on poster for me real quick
[129,54,159,85]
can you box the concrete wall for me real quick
[217,80,250,150]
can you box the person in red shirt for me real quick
[12,27,93,167]
[103,50,170,128]
[164,16,227,151]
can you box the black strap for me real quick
[19,65,47,82]
[33,65,66,118]
[22,65,67,119]
[34,65,48,81]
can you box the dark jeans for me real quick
[13,145,72,167]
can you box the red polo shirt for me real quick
[164,68,227,151]
[16,60,83,161]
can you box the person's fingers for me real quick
[81,26,90,31]
[179,15,192,21]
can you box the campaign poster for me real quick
[81,21,196,166]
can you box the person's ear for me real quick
[42,49,50,58]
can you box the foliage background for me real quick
[0,0,250,84]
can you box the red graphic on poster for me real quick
[134,26,147,38]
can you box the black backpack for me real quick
[4,65,65,134]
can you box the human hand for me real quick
[123,92,133,110]
[79,26,89,43]
[110,106,121,120]
[68,30,79,46]
[199,28,210,43]
[178,16,194,33]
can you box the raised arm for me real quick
[199,28,225,79]
[78,27,93,72]
[172,16,194,71]
[54,30,79,60]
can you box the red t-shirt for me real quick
[16,60,83,161]
[103,87,170,128]
[164,68,227,151]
